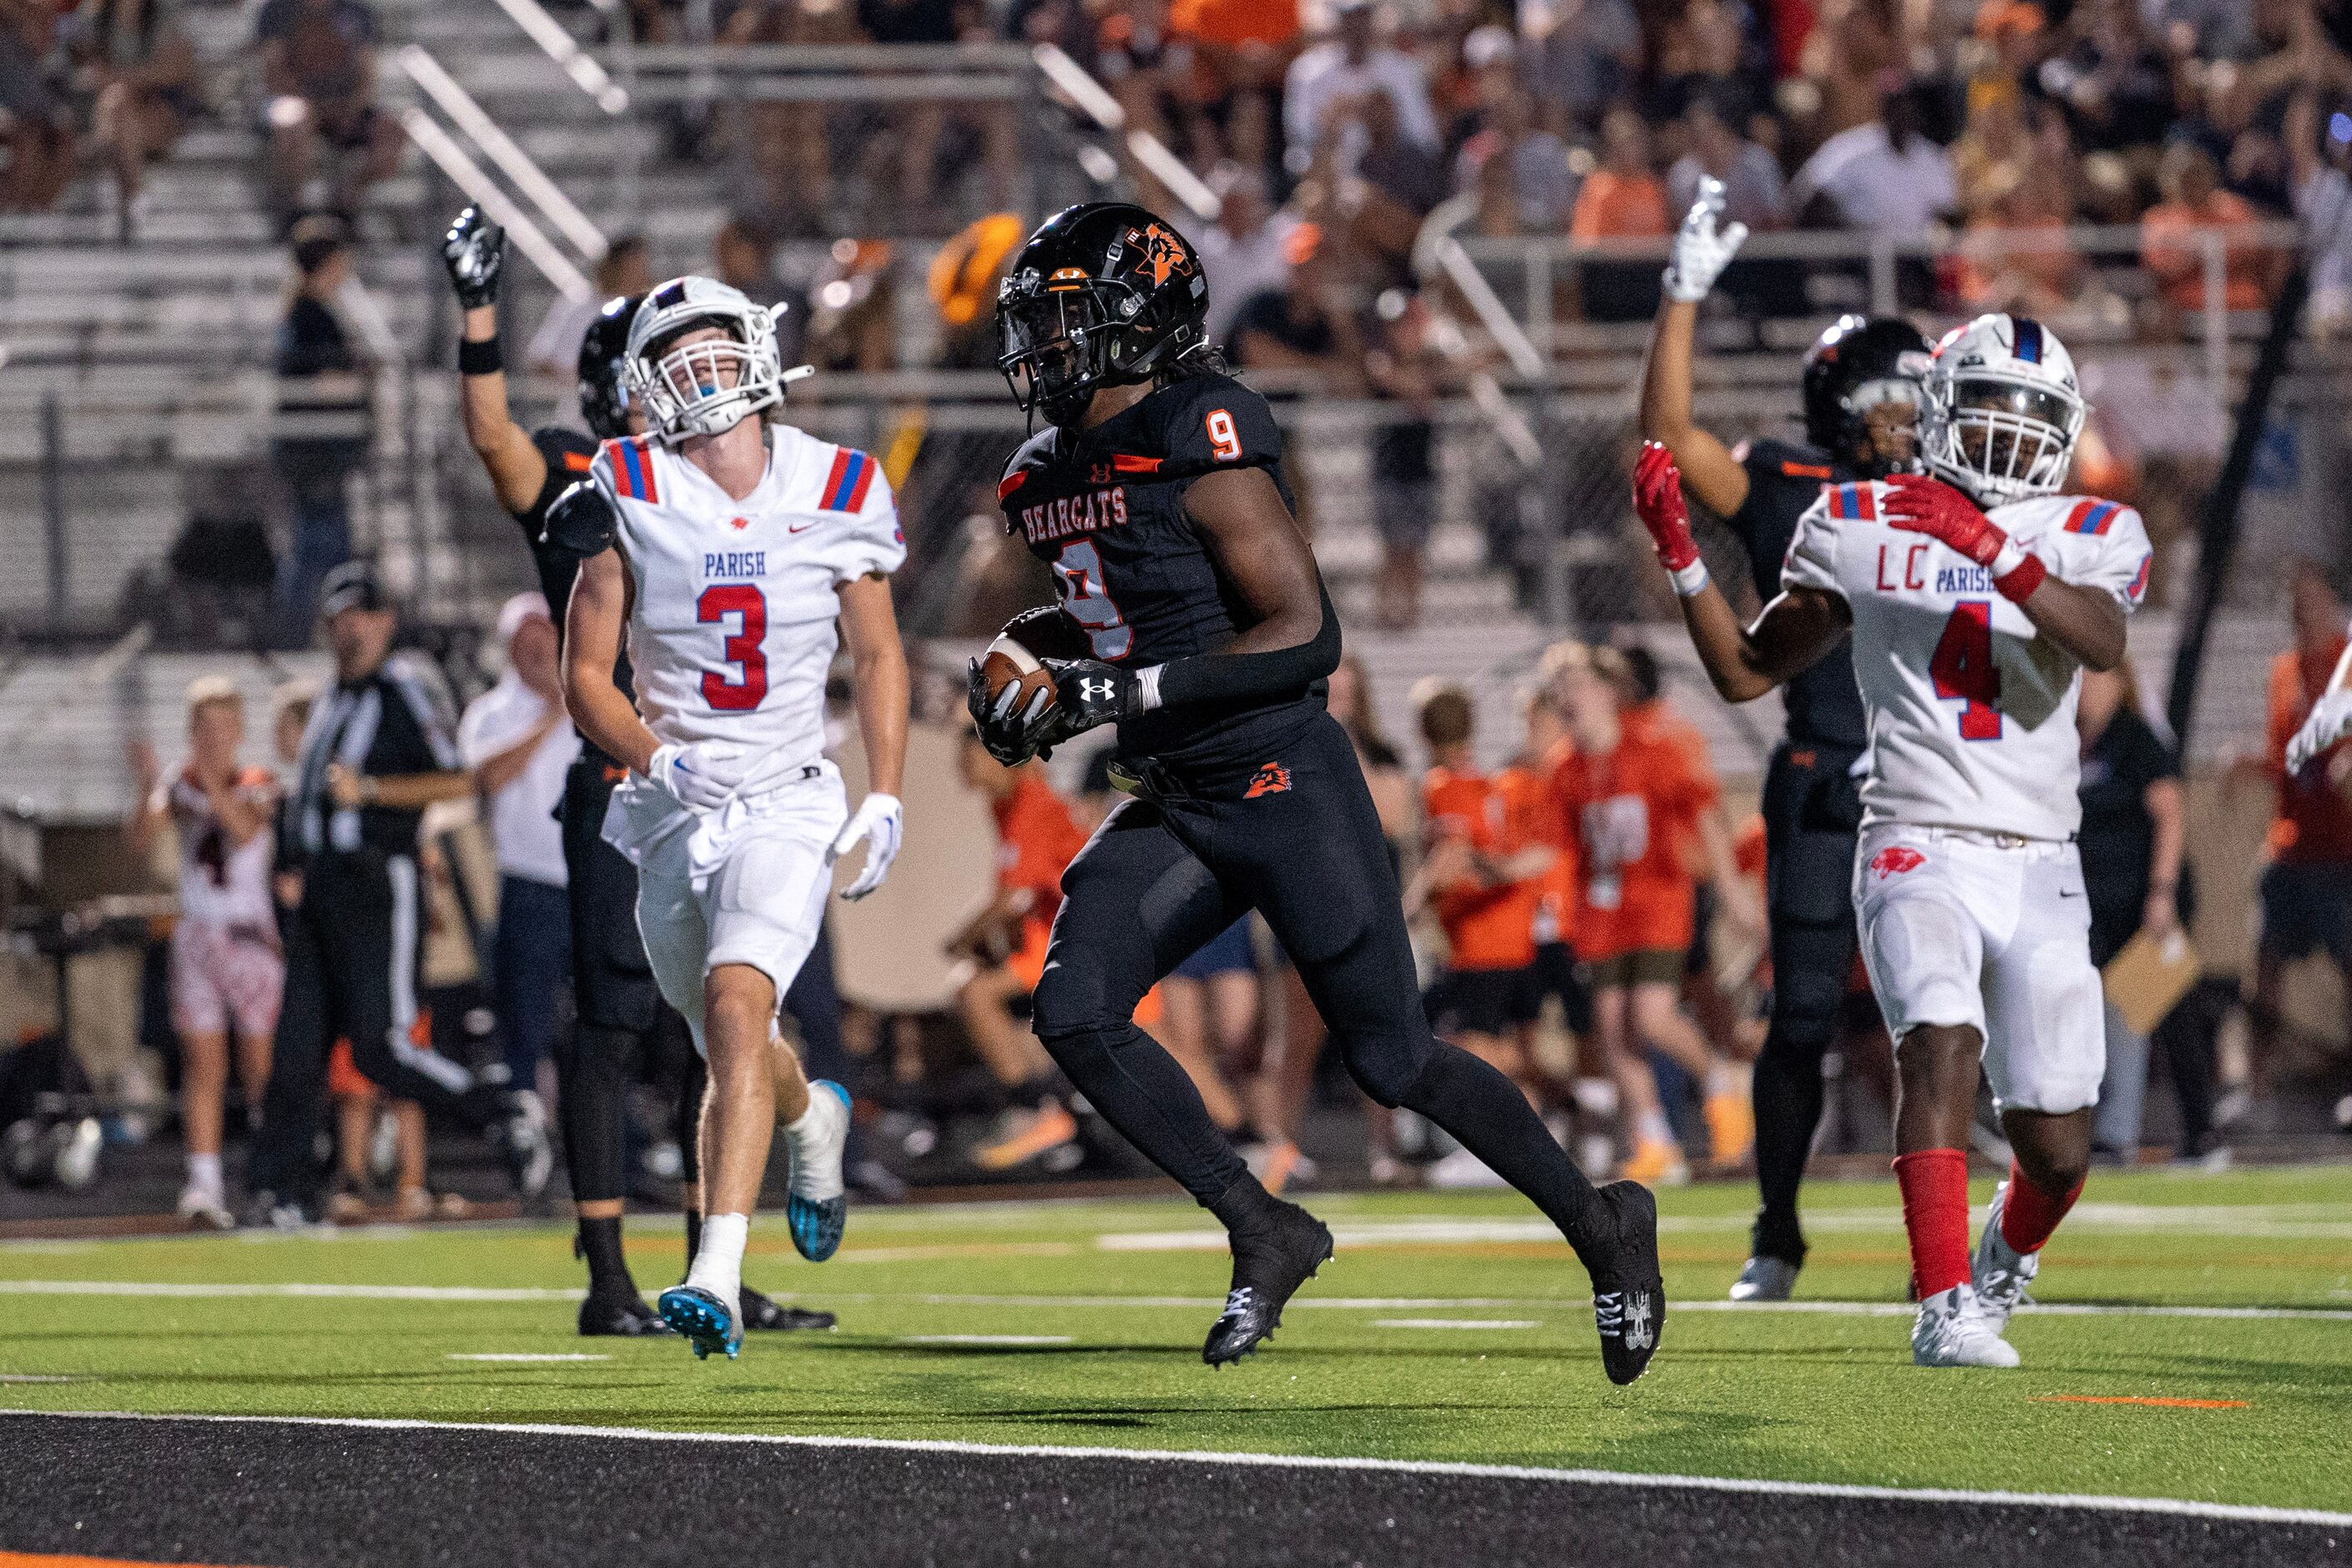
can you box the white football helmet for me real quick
[1918,313,2086,504]
[625,276,802,443]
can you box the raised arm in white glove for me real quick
[1662,175,1749,304]
[829,792,903,901]
[647,742,745,812]
[2287,690,2352,776]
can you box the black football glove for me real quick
[443,205,507,309]
[1043,659,1144,738]
[967,658,1057,767]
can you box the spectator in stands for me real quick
[1363,288,1443,630]
[1959,163,2089,313]
[1282,0,1438,178]
[722,0,862,235]
[1796,0,1906,142]
[2218,0,2352,138]
[2287,84,2352,336]
[1666,85,1784,234]
[257,0,400,218]
[1197,164,1299,350]
[1454,83,1577,235]
[1570,104,1671,322]
[857,0,1014,220]
[2073,659,2187,1160]
[525,237,651,382]
[951,735,1090,1173]
[458,593,579,1096]
[802,237,899,373]
[1335,83,1449,271]
[1228,221,1363,382]
[2036,0,2177,154]
[2141,140,2279,314]
[1167,0,1297,176]
[2248,563,2352,1099]
[125,677,282,1230]
[73,0,198,242]
[1517,0,1640,134]
[1414,682,1552,1162]
[1789,84,1957,239]
[0,0,75,213]
[269,217,369,648]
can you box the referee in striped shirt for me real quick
[248,560,553,1225]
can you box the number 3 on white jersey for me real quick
[1054,539,1132,659]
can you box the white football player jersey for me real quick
[1782,482,2151,842]
[594,425,904,793]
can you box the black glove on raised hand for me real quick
[443,205,507,309]
[1043,659,1144,738]
[967,659,1057,767]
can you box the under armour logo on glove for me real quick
[1044,659,1142,739]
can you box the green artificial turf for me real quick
[3,1165,2348,1510]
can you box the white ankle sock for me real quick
[187,1152,223,1196]
[684,1212,748,1306]
[784,1090,845,1200]
[1706,1062,1748,1100]
[1635,1110,1674,1146]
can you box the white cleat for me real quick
[1912,1283,2021,1368]
[1728,1255,1799,1302]
[175,1184,235,1232]
[1971,1181,2040,1333]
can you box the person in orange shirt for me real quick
[1550,645,1753,1183]
[1413,685,1555,1184]
[1571,105,1672,323]
[2249,564,2352,1093]
[953,735,1094,1172]
[2141,143,2279,315]
[1520,660,1591,1050]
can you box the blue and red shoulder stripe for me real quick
[821,447,878,513]
[1828,482,1878,522]
[603,437,659,504]
[2066,498,2122,535]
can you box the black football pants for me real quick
[1750,740,1865,1267]
[1032,716,1606,1252]
[254,850,496,1205]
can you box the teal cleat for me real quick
[656,1284,742,1360]
[786,1080,852,1262]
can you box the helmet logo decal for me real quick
[1139,225,1190,287]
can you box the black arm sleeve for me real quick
[1152,581,1341,710]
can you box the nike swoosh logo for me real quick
[789,518,820,534]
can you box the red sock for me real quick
[1893,1148,1971,1298]
[1998,1160,2084,1256]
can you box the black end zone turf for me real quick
[0,1414,2339,1568]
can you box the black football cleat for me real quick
[579,1292,673,1337]
[1586,1179,1665,1385]
[1201,1200,1333,1366]
[740,1286,837,1332]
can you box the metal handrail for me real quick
[486,0,630,114]
[398,109,594,301]
[1033,43,1219,222]
[399,47,608,266]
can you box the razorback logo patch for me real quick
[1870,846,1925,879]
[1243,763,1292,800]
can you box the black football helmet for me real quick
[996,202,1211,428]
[1801,314,1931,474]
[578,293,640,441]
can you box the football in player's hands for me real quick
[442,205,506,309]
[970,606,1090,765]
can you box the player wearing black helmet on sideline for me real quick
[1637,178,1930,1302]
[972,201,1664,1383]
[441,209,837,1340]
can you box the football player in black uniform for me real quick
[443,209,835,1338]
[1638,178,1928,1301]
[970,202,1662,1383]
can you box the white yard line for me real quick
[4,1409,2344,1530]
[4,1278,2348,1323]
[897,1334,1074,1347]
[1372,1319,1541,1330]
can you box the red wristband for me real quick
[1994,553,2046,604]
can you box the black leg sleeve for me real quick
[1396,1043,1610,1258]
[252,899,330,1202]
[559,1024,645,1206]
[1030,800,1250,1207]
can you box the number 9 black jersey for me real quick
[998,372,1320,773]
